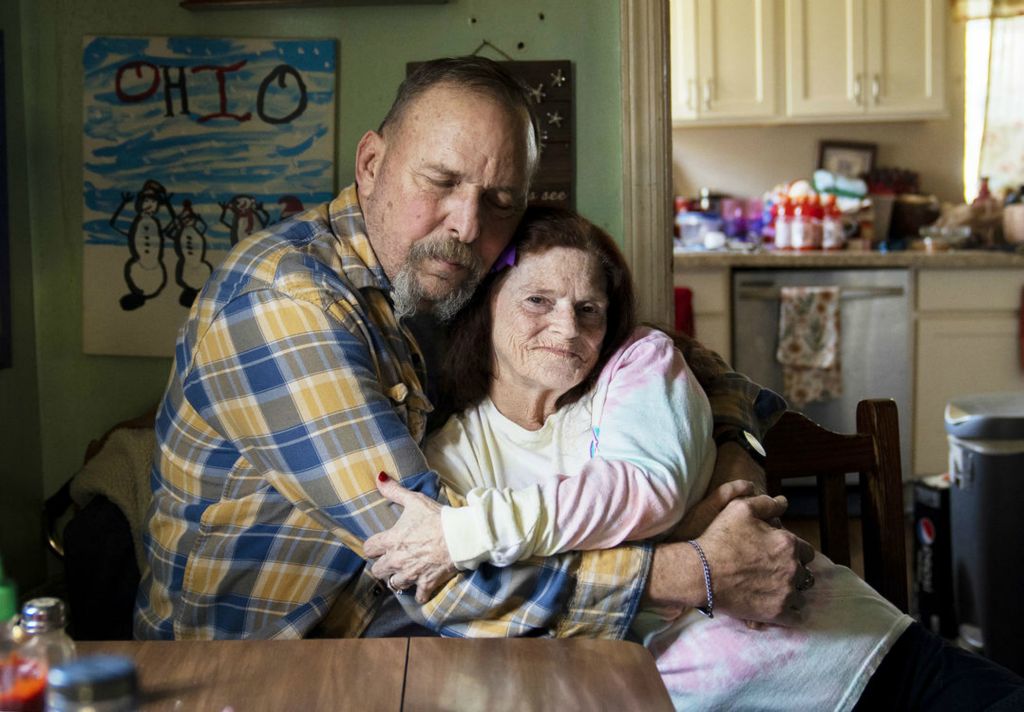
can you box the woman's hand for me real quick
[666,479,757,542]
[363,473,458,604]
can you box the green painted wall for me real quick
[1,0,45,591]
[4,0,624,588]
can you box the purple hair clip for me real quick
[489,243,518,274]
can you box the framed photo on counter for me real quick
[817,140,877,179]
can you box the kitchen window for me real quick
[960,2,1024,200]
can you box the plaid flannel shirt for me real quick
[134,185,652,640]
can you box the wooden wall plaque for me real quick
[406,60,574,210]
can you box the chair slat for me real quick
[762,399,908,613]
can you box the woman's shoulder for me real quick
[602,326,679,372]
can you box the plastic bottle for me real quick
[972,176,992,206]
[774,197,792,250]
[809,193,824,249]
[791,197,811,250]
[822,194,846,250]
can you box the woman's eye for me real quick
[526,296,547,306]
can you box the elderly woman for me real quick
[367,208,1024,710]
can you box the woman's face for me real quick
[490,246,608,396]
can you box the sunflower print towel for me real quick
[776,286,842,408]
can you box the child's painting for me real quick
[82,36,336,356]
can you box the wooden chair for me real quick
[763,398,909,612]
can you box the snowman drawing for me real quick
[168,199,213,308]
[110,179,174,311]
[219,194,269,246]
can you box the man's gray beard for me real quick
[390,240,483,323]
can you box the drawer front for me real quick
[918,269,1023,312]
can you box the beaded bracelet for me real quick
[687,539,714,618]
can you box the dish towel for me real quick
[776,286,842,408]
[675,286,695,337]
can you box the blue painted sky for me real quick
[83,36,336,250]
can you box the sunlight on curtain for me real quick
[978,17,1024,196]
[961,3,1024,201]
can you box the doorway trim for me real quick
[620,0,672,326]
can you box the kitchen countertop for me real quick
[674,248,1024,269]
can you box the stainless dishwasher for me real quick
[732,269,913,481]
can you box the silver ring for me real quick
[387,574,407,595]
[796,568,815,592]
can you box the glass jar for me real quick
[46,655,138,712]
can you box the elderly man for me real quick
[135,56,803,641]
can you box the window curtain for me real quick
[951,0,1024,21]
[977,15,1024,194]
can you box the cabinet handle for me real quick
[703,78,713,111]
[687,78,697,111]
[853,74,863,105]
[872,74,881,104]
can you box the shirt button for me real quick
[372,585,383,597]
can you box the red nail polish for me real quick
[378,471,389,483]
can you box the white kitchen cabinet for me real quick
[913,270,1024,476]
[670,0,777,123]
[785,0,945,120]
[673,267,732,364]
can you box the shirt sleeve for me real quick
[184,289,649,640]
[669,330,787,439]
[435,329,715,569]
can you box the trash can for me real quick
[945,392,1024,675]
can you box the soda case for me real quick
[913,473,957,639]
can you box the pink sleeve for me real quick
[537,328,714,554]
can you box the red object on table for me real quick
[674,287,695,337]
[0,654,46,712]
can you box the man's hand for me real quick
[363,473,458,604]
[646,494,815,626]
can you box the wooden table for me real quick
[80,638,673,711]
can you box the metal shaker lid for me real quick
[20,596,68,634]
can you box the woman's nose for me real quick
[550,306,580,337]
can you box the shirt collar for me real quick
[328,184,393,294]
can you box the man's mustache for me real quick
[410,236,482,274]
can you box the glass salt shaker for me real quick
[20,598,76,671]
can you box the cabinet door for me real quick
[864,0,945,116]
[785,0,865,117]
[673,268,731,363]
[670,0,699,121]
[914,316,1024,476]
[693,0,777,120]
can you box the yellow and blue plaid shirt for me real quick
[134,185,654,640]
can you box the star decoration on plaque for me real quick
[528,83,546,104]
[545,110,563,128]
[549,68,566,88]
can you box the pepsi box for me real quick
[913,473,957,639]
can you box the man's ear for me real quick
[355,130,386,198]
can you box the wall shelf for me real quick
[181,0,447,9]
